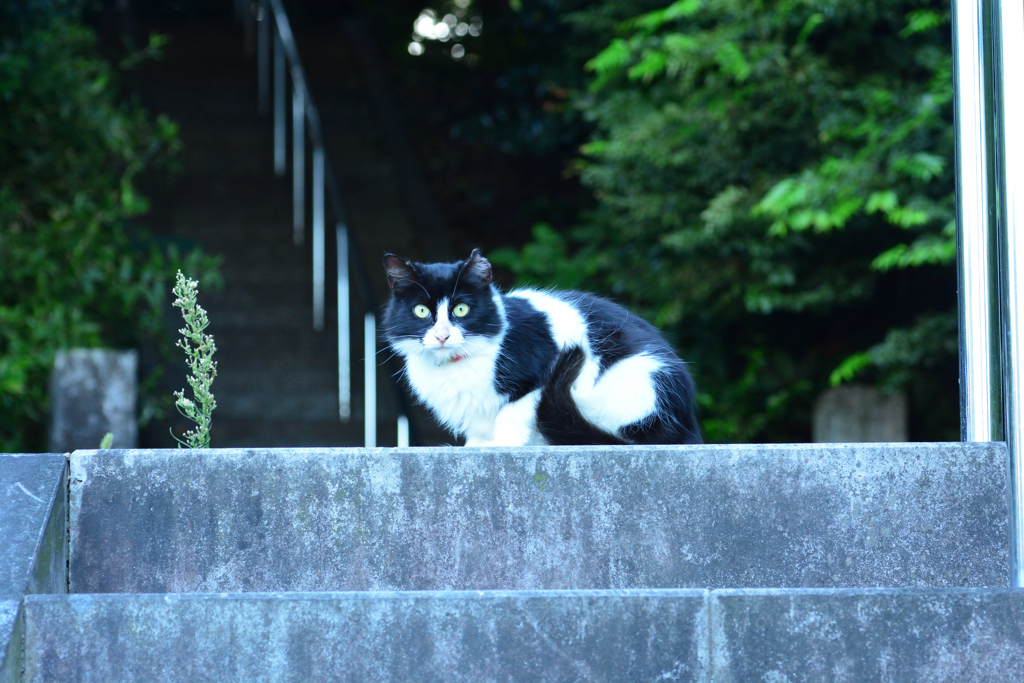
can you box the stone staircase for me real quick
[3,443,1022,681]
[131,11,450,449]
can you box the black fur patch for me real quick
[535,346,628,446]
[493,296,559,402]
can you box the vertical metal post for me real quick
[244,0,256,56]
[312,147,325,331]
[993,0,1024,587]
[257,0,269,114]
[273,32,286,176]
[955,0,1002,442]
[337,223,351,420]
[364,313,377,448]
[397,416,409,448]
[293,87,305,245]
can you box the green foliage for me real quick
[0,5,219,452]
[171,272,217,449]
[501,0,957,441]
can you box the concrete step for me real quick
[710,587,1024,681]
[69,443,1008,594]
[22,588,1024,682]
[24,590,705,683]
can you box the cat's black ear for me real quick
[384,253,419,291]
[464,248,492,286]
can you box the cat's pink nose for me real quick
[434,329,450,344]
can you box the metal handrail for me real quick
[954,0,1024,587]
[238,0,416,446]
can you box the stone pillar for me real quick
[812,385,907,443]
[49,349,137,452]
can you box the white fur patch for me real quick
[467,390,542,447]
[392,295,509,441]
[397,335,505,440]
[507,290,589,350]
[573,353,663,431]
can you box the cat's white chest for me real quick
[404,351,505,441]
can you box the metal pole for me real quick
[955,0,1002,442]
[338,223,351,420]
[293,87,305,245]
[993,0,1024,587]
[273,31,286,176]
[397,416,409,448]
[244,0,256,57]
[312,147,325,331]
[364,313,377,447]
[257,0,269,114]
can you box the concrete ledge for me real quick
[1,454,68,597]
[70,443,1008,592]
[24,590,709,683]
[711,588,1024,682]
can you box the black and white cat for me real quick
[382,249,702,446]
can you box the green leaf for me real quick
[587,38,631,76]
[795,13,825,47]
[586,38,633,90]
[628,49,668,82]
[629,0,702,33]
[866,191,898,214]
[871,236,955,271]
[830,352,873,387]
[892,152,945,181]
[901,9,948,38]
[714,42,751,83]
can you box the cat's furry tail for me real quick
[536,346,629,446]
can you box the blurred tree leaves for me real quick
[0,3,219,451]
[495,0,957,441]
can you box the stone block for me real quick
[49,348,137,452]
[24,590,709,682]
[0,455,67,683]
[0,455,68,597]
[710,588,1024,682]
[70,443,1008,592]
[813,385,907,442]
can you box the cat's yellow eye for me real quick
[413,304,431,319]
[452,303,470,317]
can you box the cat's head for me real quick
[381,249,505,363]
